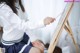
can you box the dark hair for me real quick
[53,46,62,53]
[45,44,62,53]
[0,0,25,14]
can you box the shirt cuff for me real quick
[38,20,46,28]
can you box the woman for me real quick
[0,0,55,53]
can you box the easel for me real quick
[48,2,79,53]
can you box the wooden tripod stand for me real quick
[48,2,79,53]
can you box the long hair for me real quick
[0,0,25,14]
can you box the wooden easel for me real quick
[48,2,79,53]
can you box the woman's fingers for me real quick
[44,17,56,25]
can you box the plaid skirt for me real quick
[0,33,33,53]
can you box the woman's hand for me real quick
[44,17,55,25]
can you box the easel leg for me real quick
[48,25,65,53]
[64,21,79,53]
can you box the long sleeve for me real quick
[6,11,45,32]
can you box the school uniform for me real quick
[0,2,45,53]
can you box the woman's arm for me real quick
[7,11,55,31]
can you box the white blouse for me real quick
[0,3,45,45]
